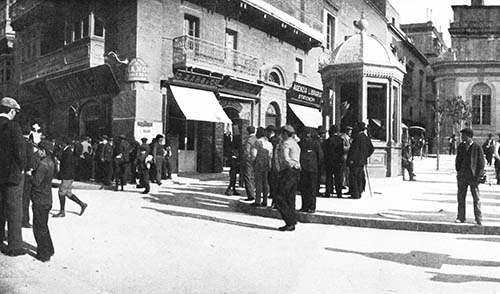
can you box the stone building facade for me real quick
[432,0,500,149]
[0,0,16,100]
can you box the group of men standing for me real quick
[234,122,374,231]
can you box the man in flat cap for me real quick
[0,97,26,256]
[455,127,484,225]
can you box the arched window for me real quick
[265,102,280,127]
[471,83,491,125]
[268,72,281,85]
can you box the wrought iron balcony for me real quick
[19,36,105,84]
[172,35,259,79]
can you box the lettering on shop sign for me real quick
[137,121,153,127]
[127,58,149,82]
[287,82,323,106]
[174,70,221,87]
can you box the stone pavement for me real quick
[65,154,500,235]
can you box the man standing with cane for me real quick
[347,122,374,199]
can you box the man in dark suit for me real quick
[298,127,323,213]
[0,97,26,256]
[113,135,130,191]
[322,125,345,198]
[455,127,484,225]
[346,122,374,199]
[53,138,88,218]
[22,126,39,228]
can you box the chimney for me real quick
[471,0,484,6]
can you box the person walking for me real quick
[298,127,323,212]
[322,125,344,198]
[346,122,374,199]
[162,143,172,180]
[0,97,26,256]
[30,140,56,262]
[275,125,301,231]
[53,138,88,218]
[482,133,494,166]
[136,145,152,194]
[151,134,165,186]
[455,127,484,225]
[252,127,273,207]
[402,142,416,181]
[242,126,257,201]
[224,148,241,196]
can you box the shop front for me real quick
[286,81,323,132]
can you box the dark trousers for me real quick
[0,179,24,250]
[300,171,317,210]
[456,175,482,222]
[79,157,92,181]
[268,170,279,199]
[495,159,500,184]
[162,157,172,179]
[226,168,238,192]
[115,162,130,189]
[139,170,150,192]
[32,204,54,259]
[95,160,104,182]
[22,175,32,225]
[150,157,164,184]
[402,160,414,180]
[255,169,269,205]
[275,168,299,226]
[103,161,113,185]
[325,163,343,196]
[349,165,366,199]
[242,160,255,200]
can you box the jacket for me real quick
[243,134,258,162]
[456,141,485,178]
[59,146,76,180]
[322,134,344,167]
[0,117,26,185]
[31,156,55,206]
[347,132,374,167]
[299,137,323,172]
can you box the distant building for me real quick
[0,0,15,99]
[432,0,500,149]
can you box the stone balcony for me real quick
[19,36,105,84]
[172,35,259,79]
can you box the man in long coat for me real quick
[346,122,374,199]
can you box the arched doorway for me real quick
[79,100,105,141]
[265,102,280,127]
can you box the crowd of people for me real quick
[227,122,374,231]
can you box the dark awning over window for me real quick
[46,64,120,103]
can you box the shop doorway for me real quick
[79,100,106,141]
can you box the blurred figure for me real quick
[252,127,273,207]
[482,133,494,166]
[53,138,88,218]
[448,134,456,155]
[340,126,353,193]
[162,143,172,180]
[151,134,165,186]
[298,127,323,213]
[402,142,415,181]
[493,133,500,185]
[266,125,280,203]
[113,135,130,191]
[224,148,241,196]
[22,126,39,228]
[136,145,152,194]
[30,140,56,262]
[79,136,93,181]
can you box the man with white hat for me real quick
[0,97,26,256]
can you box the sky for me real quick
[389,0,500,46]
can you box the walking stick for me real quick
[365,165,373,198]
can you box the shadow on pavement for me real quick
[426,271,500,283]
[142,207,277,231]
[456,237,500,243]
[324,248,500,269]
[145,191,236,213]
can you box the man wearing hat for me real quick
[322,125,344,198]
[113,134,130,191]
[455,127,484,225]
[0,97,26,256]
[346,122,374,199]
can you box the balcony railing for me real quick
[19,36,105,83]
[172,35,259,78]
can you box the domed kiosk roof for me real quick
[329,19,400,68]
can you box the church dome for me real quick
[330,20,399,67]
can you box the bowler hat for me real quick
[460,127,474,137]
[0,97,20,110]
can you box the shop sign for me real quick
[174,70,221,87]
[127,58,149,82]
[137,121,153,127]
[220,76,262,95]
[288,82,322,106]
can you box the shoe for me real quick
[79,203,88,216]
[157,182,162,186]
[142,189,150,194]
[476,220,482,226]
[136,185,144,189]
[53,211,66,218]
[278,225,295,231]
[22,223,32,228]
[1,248,26,256]
[244,198,255,201]
[455,219,464,223]
[35,254,51,262]
[409,178,416,181]
[250,202,261,207]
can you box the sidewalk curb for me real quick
[231,200,500,235]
